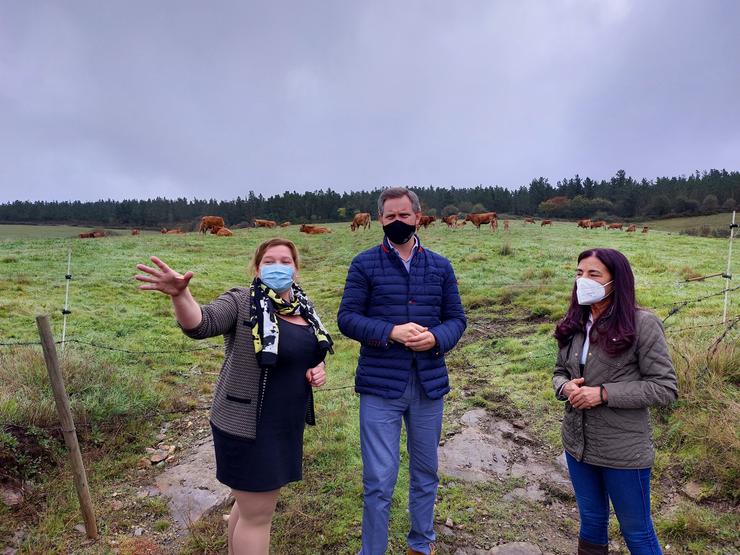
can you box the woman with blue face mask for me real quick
[135,238,332,554]
[553,248,677,555]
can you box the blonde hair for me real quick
[250,238,300,276]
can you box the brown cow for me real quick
[161,228,185,234]
[465,212,498,229]
[541,219,552,227]
[78,232,95,239]
[254,219,277,228]
[626,224,637,232]
[608,223,624,230]
[577,219,592,228]
[490,218,498,231]
[279,221,291,227]
[300,224,331,234]
[504,219,510,231]
[442,215,458,228]
[199,216,225,234]
[589,220,606,229]
[416,215,436,230]
[523,218,536,224]
[642,226,649,233]
[92,231,106,238]
[215,226,233,236]
[350,212,371,231]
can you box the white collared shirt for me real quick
[581,314,594,365]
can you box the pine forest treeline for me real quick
[1,169,737,229]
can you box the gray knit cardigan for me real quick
[179,287,316,440]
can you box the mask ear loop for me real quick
[603,280,615,298]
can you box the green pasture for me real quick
[0,220,737,553]
[644,211,736,233]
[0,224,159,240]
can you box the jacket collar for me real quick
[380,234,424,255]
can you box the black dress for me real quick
[211,318,323,492]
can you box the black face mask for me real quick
[383,219,416,245]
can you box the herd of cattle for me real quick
[78,213,650,239]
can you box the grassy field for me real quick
[644,212,736,233]
[0,220,738,554]
[0,224,160,240]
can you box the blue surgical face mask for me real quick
[260,263,294,293]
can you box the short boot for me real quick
[407,545,436,555]
[578,537,608,555]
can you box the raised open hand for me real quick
[135,256,193,297]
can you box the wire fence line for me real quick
[1,315,736,354]
[1,285,735,399]
[1,317,737,399]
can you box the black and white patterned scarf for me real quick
[249,278,333,369]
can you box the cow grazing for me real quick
[465,212,498,229]
[626,224,637,232]
[589,220,606,229]
[642,226,649,233]
[279,221,291,227]
[300,224,331,234]
[608,223,624,230]
[350,212,372,231]
[199,216,225,234]
[254,219,277,228]
[131,229,140,235]
[78,232,95,239]
[215,226,233,236]
[442,215,458,228]
[417,215,436,230]
[541,219,552,227]
[523,218,536,224]
[504,219,510,231]
[577,219,592,228]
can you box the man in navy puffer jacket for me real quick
[338,187,466,555]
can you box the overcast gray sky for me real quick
[1,0,738,203]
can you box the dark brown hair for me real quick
[554,248,637,356]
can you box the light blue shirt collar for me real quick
[387,235,419,272]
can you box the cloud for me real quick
[0,0,737,202]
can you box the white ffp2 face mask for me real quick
[576,277,613,305]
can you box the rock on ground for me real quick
[455,542,542,554]
[438,409,573,502]
[155,436,230,529]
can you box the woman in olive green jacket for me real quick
[553,248,677,555]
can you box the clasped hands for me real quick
[390,323,437,352]
[562,377,606,410]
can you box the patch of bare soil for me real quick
[460,314,550,347]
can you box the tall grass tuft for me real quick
[0,347,164,429]
[664,340,739,501]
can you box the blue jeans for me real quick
[565,452,663,554]
[359,370,444,555]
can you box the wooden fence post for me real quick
[35,314,98,540]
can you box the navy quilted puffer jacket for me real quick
[337,236,466,399]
